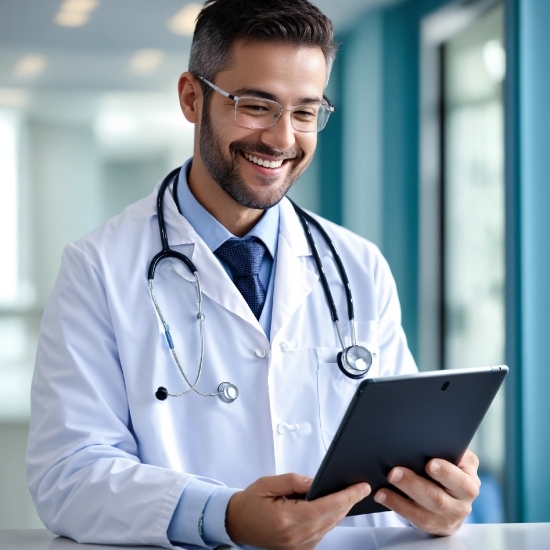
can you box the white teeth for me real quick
[244,153,283,169]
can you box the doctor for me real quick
[26,0,480,548]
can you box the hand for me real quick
[373,449,480,536]
[226,473,371,550]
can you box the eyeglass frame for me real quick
[196,75,335,133]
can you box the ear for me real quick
[178,72,202,124]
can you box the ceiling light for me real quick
[129,49,165,74]
[54,0,99,27]
[168,3,202,36]
[13,55,47,77]
[0,88,30,108]
[54,10,90,26]
[60,0,99,13]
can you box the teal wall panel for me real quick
[317,54,343,225]
[381,3,421,359]
[519,0,550,523]
[504,0,523,524]
[341,11,384,248]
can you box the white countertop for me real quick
[1,524,549,550]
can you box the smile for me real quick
[244,152,284,169]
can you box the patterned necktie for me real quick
[215,239,267,319]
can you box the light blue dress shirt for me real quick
[167,160,280,548]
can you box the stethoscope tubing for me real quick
[289,200,355,323]
[148,167,373,402]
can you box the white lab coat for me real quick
[26,179,417,548]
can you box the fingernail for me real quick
[303,477,312,483]
[361,483,371,497]
[431,460,441,474]
[374,491,386,504]
[389,468,403,483]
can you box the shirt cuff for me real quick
[167,477,240,548]
[201,486,241,547]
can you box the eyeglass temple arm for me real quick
[197,75,238,101]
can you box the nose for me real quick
[259,110,296,152]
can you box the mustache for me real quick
[229,140,304,161]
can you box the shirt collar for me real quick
[176,159,280,259]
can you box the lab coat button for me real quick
[254,348,267,358]
[277,422,299,434]
[279,341,290,352]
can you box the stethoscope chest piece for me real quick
[217,382,239,403]
[337,345,373,380]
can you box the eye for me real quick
[237,99,277,116]
[292,106,318,121]
[241,104,268,113]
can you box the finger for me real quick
[312,482,371,519]
[385,467,459,515]
[259,473,313,497]
[425,459,480,502]
[457,449,480,480]
[373,488,424,525]
[374,488,462,536]
[274,482,371,548]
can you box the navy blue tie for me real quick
[215,239,267,319]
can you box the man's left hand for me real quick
[373,449,481,536]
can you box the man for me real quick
[26,1,480,548]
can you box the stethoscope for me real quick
[149,166,374,404]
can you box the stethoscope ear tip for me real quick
[155,387,169,400]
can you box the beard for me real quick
[199,105,309,210]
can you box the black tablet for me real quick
[305,365,508,515]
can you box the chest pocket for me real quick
[316,322,379,450]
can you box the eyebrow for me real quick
[232,87,323,104]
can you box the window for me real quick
[421,1,505,523]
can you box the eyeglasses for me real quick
[197,75,335,133]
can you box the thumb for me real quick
[259,473,313,497]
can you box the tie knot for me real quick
[215,239,266,277]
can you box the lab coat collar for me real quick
[159,175,263,330]
[277,197,311,257]
[269,198,319,342]
[149,172,318,338]
[151,171,198,248]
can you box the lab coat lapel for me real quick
[161,179,263,332]
[270,199,319,342]
[191,238,262,330]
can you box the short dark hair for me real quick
[189,0,337,89]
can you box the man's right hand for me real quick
[225,473,371,550]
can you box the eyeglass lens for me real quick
[235,98,331,132]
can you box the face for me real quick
[197,41,327,210]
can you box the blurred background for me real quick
[1,0,549,530]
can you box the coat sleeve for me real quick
[26,243,197,548]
